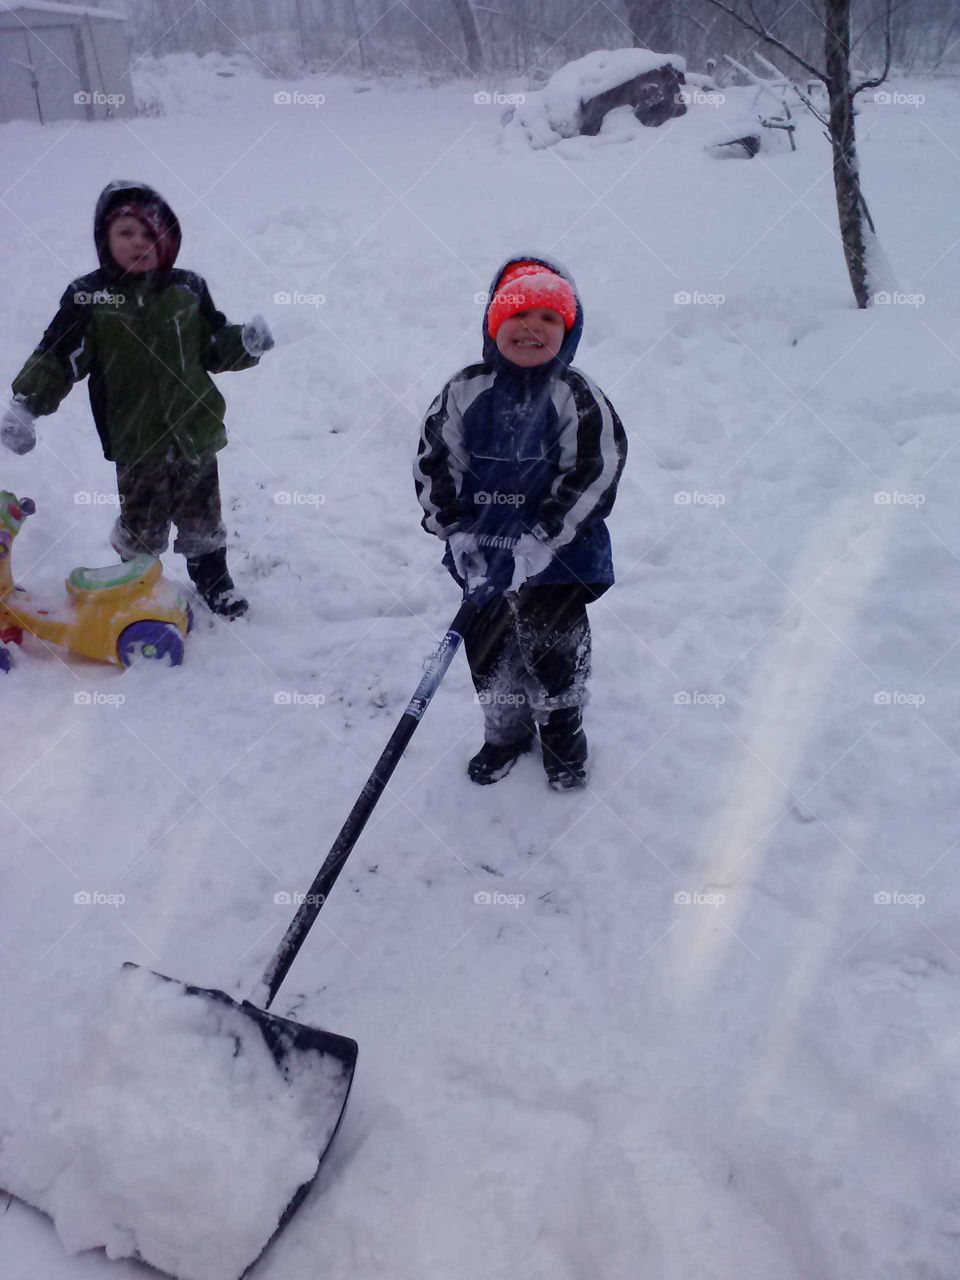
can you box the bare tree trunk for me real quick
[704,0,891,309]
[451,0,483,72]
[295,0,308,65]
[930,9,960,69]
[622,0,676,51]
[350,0,367,70]
[824,0,869,307]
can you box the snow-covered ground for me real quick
[2,56,960,1280]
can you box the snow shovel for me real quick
[116,547,514,1280]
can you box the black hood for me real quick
[94,180,181,280]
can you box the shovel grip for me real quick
[258,596,480,1009]
[476,533,519,551]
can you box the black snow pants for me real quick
[110,445,228,560]
[463,583,607,746]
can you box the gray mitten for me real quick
[241,314,275,357]
[448,530,486,585]
[510,532,553,591]
[1,399,36,455]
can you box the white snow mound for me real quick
[507,47,686,148]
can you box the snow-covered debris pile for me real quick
[0,966,351,1280]
[504,48,687,149]
[132,51,265,116]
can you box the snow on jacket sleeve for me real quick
[533,369,627,550]
[414,377,473,538]
[196,278,259,374]
[11,284,93,416]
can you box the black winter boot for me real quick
[540,707,588,791]
[186,548,248,620]
[467,735,534,785]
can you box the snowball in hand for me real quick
[0,966,351,1280]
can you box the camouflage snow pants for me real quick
[110,447,228,560]
[463,584,607,747]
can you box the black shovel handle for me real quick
[259,594,484,1009]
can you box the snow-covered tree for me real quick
[705,0,894,308]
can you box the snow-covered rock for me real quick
[505,47,687,148]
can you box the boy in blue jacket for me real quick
[414,255,627,790]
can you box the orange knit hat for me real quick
[487,260,577,338]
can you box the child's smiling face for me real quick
[495,307,565,367]
[107,215,159,273]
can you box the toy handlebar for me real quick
[19,498,35,516]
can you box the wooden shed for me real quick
[0,1,135,123]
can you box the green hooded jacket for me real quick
[11,180,259,464]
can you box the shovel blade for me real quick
[0,965,358,1280]
[122,964,358,1279]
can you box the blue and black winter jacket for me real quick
[414,254,627,587]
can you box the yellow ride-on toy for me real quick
[0,491,191,673]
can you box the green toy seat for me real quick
[67,553,158,593]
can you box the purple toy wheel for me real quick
[0,646,12,674]
[117,621,184,668]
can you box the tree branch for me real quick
[704,0,828,81]
[854,0,894,94]
[752,49,829,125]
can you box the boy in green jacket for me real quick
[0,180,273,618]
